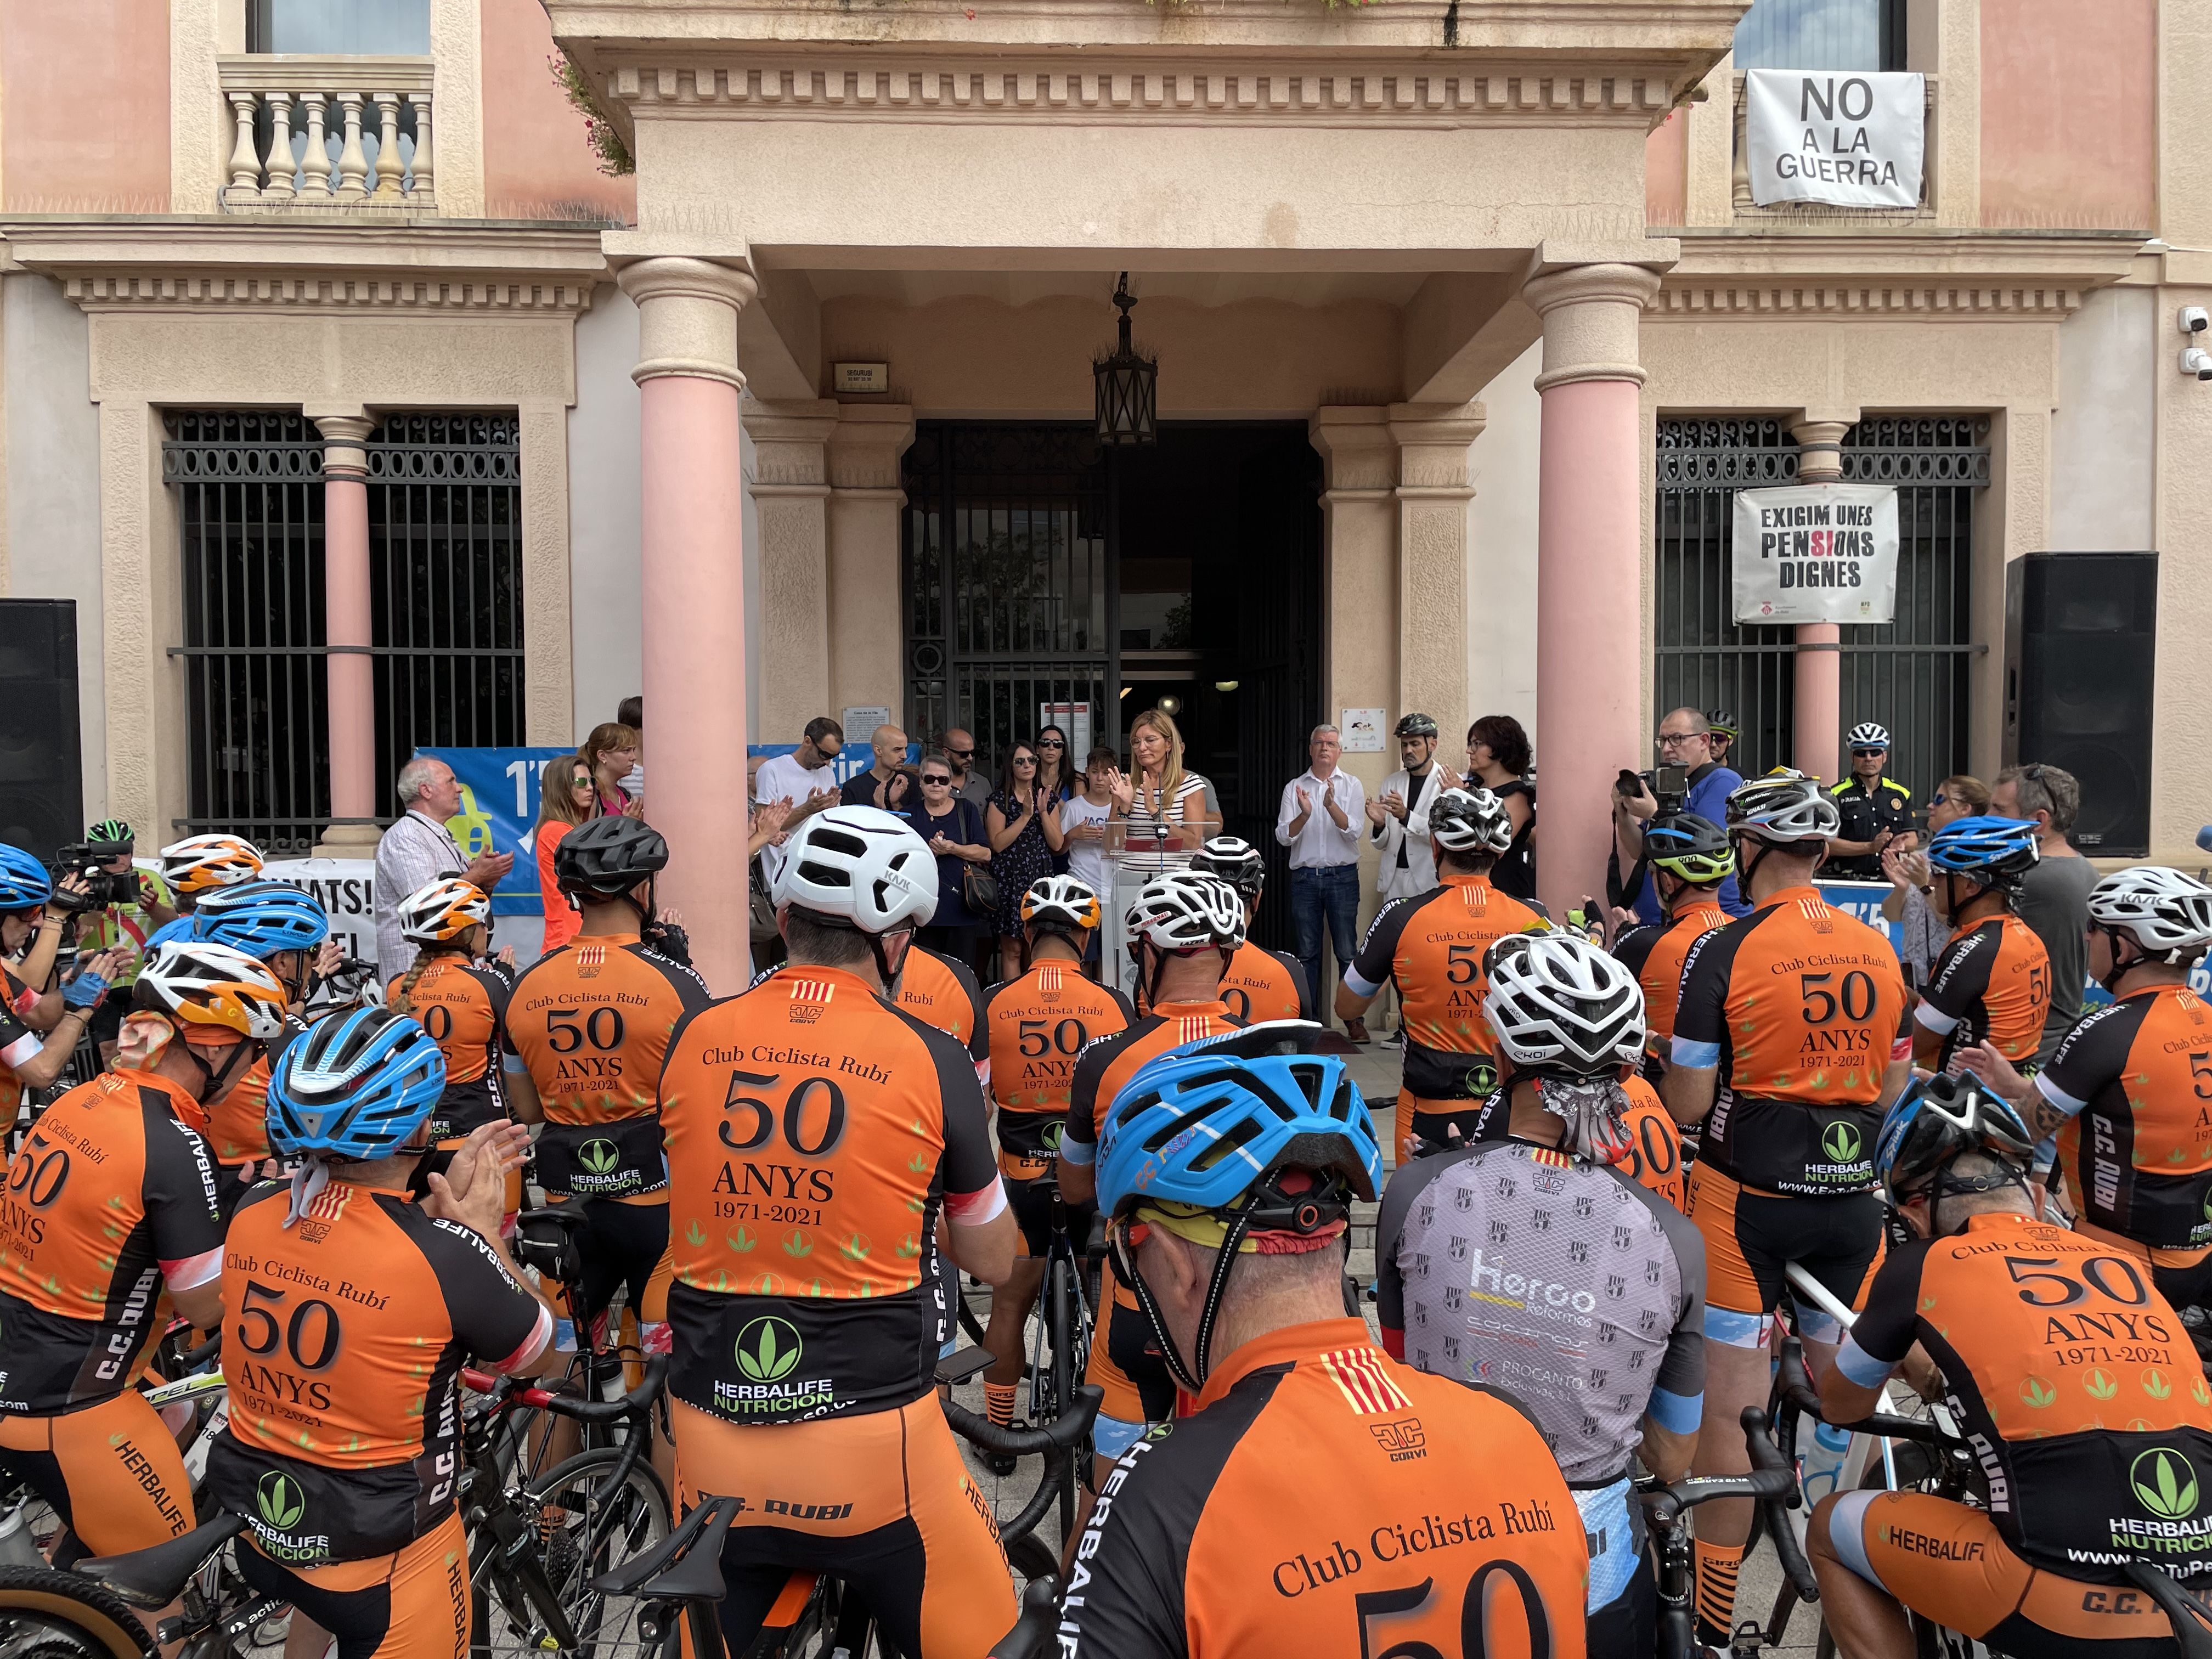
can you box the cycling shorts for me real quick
[1393,1090,1486,1161]
[1586,1547,1657,1659]
[1007,1176,1093,1261]
[555,1197,670,1349]
[240,1511,467,1659]
[1686,1163,1882,1347]
[1828,1489,2180,1659]
[0,1391,193,1564]
[671,1393,1016,1659]
[1084,1283,1176,1456]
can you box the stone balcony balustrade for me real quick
[217,55,435,213]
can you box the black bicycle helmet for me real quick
[1393,713,1438,740]
[554,815,670,899]
[1191,835,1266,900]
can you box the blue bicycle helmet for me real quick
[0,845,53,912]
[1875,1072,2034,1210]
[1926,815,2040,890]
[1097,1024,1381,1218]
[266,1006,445,1161]
[192,880,331,958]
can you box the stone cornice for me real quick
[55,270,597,316]
[1651,281,2091,320]
[605,57,1681,126]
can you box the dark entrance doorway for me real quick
[900,420,1322,947]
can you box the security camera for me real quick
[2184,347,2212,381]
[2182,306,2210,335]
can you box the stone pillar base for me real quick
[312,821,384,860]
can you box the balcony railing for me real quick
[1730,69,1937,223]
[217,55,435,213]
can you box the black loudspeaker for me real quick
[0,601,84,861]
[2005,553,2157,856]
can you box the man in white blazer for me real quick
[1365,713,1457,901]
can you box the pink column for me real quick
[312,413,381,857]
[617,256,759,995]
[1523,264,1661,924]
[1788,418,1854,783]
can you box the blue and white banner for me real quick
[420,746,574,917]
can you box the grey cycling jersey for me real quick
[1376,1138,1708,1485]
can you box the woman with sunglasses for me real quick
[904,749,993,968]
[532,755,597,951]
[985,741,1069,981]
[1881,773,1991,990]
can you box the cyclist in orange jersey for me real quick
[656,805,1020,1659]
[0,943,284,1567]
[1611,813,1734,1082]
[1335,788,1548,1158]
[1060,1032,1587,1659]
[214,1007,556,1659]
[1811,1074,2212,1659]
[895,936,990,1078]
[975,874,1131,1455]
[1910,816,2050,1073]
[1660,771,1909,1647]
[507,816,709,1361]
[1964,866,2212,1307]
[1058,871,1254,1509]
[387,878,523,1223]
[1191,835,1314,1023]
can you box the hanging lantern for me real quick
[1092,272,1157,447]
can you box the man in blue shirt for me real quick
[1618,707,1746,924]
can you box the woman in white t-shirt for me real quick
[1099,709,1220,996]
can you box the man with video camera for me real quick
[55,819,180,1063]
[1615,708,1746,925]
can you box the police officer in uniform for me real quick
[1827,722,1913,881]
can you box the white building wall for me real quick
[1466,338,1543,738]
[3,273,108,819]
[2050,285,2157,553]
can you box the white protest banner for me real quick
[261,858,377,966]
[1732,483,1899,626]
[1745,69,1925,209]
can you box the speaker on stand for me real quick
[2004,553,2157,856]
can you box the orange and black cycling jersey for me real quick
[388,957,517,1141]
[981,962,1132,1181]
[204,1020,314,1170]
[894,944,989,1065]
[1917,911,2051,1071]
[1217,943,1312,1025]
[208,1178,550,1565]
[1671,885,1906,1197]
[2037,985,2212,1253]
[509,933,711,1199]
[1062,1001,1245,1161]
[1613,895,1729,1059]
[1058,1317,1589,1659]
[0,1068,223,1412]
[1346,874,1547,1102]
[657,963,1004,1424]
[1838,1211,2212,1584]
[1618,1074,1687,1211]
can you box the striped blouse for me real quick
[1116,772,1220,876]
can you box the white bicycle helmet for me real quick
[1847,722,1891,751]
[770,805,938,933]
[1726,770,1841,844]
[2089,867,2212,955]
[1483,932,1646,1078]
[1128,871,1248,953]
[158,833,265,896]
[398,877,491,945]
[1427,787,1514,857]
[1021,873,1103,934]
[136,941,289,1043]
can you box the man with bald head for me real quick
[1618,707,1747,923]
[840,724,916,810]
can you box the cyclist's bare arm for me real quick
[1642,1418,1696,1485]
[504,1059,543,1123]
[947,1205,1018,1286]
[172,1277,224,1332]
[1661,1062,1717,1126]
[1880,1054,1912,1108]
[1054,1152,1094,1205]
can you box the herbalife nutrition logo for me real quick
[1821,1122,1863,1164]
[2132,1448,2201,1520]
[256,1470,306,1530]
[736,1317,803,1385]
[578,1139,620,1177]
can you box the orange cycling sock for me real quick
[984,1381,1017,1428]
[1694,1538,1745,1644]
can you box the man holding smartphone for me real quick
[1616,708,1746,925]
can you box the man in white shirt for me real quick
[373,755,513,973]
[753,716,845,811]
[1365,712,1453,903]
[1274,724,1369,1041]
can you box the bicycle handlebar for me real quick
[943,1384,1102,1459]
[2124,1562,2212,1659]
[1742,1407,1822,1604]
[533,1355,668,1425]
[174,1332,221,1372]
[989,1578,1063,1659]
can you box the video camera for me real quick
[1616,765,1691,817]
[49,838,140,912]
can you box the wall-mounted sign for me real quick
[833,362,890,394]
[1340,709,1387,753]
[1732,483,1899,625]
[1745,69,1925,209]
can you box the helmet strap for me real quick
[868,927,914,994]
[2097,924,2152,994]
[1119,1202,1256,1396]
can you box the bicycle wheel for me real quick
[0,1565,156,1659]
[473,1447,670,1659]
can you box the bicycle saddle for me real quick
[78,1512,249,1610]
[2124,1562,2212,1659]
[590,1493,740,1601]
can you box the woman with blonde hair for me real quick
[533,754,596,952]
[1099,707,1221,996]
